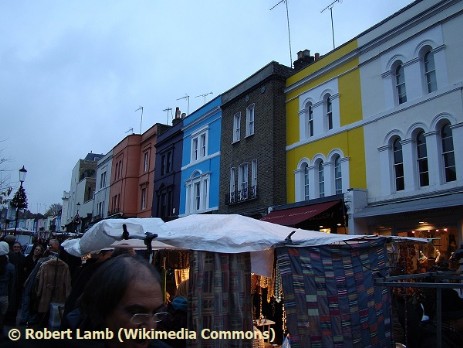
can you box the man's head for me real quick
[81,254,164,348]
[12,242,22,254]
[48,239,60,253]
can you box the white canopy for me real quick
[62,214,428,276]
[62,218,167,257]
[157,214,363,253]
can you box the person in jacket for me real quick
[5,241,25,325]
[0,241,15,339]
[24,244,44,280]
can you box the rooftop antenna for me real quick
[321,0,341,50]
[163,108,172,124]
[135,106,144,134]
[195,92,213,105]
[176,94,189,115]
[125,127,134,134]
[270,0,293,68]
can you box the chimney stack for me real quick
[293,49,315,71]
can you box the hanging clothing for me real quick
[35,257,71,313]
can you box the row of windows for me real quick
[297,154,344,201]
[229,160,258,202]
[390,121,455,192]
[390,45,438,106]
[185,171,210,214]
[233,104,255,143]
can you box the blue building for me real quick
[179,96,222,216]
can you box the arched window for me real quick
[303,163,310,200]
[318,161,325,198]
[334,155,342,194]
[325,94,333,130]
[306,103,314,137]
[416,130,429,187]
[393,138,404,191]
[395,64,407,104]
[424,50,437,93]
[440,123,456,182]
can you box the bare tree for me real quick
[45,203,63,217]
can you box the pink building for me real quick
[109,123,168,218]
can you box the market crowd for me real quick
[0,236,187,348]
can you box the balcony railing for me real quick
[225,185,257,205]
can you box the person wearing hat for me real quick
[0,241,15,340]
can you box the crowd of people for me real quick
[0,236,188,348]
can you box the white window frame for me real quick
[251,159,257,198]
[325,94,333,130]
[306,103,314,138]
[233,112,241,143]
[440,123,456,183]
[423,50,437,93]
[229,167,236,203]
[395,63,407,105]
[191,129,208,163]
[186,171,210,214]
[100,171,107,189]
[334,155,342,195]
[238,163,248,201]
[304,163,310,200]
[317,160,325,198]
[392,138,405,191]
[143,151,149,173]
[415,130,429,187]
[246,104,255,137]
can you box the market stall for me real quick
[62,214,425,348]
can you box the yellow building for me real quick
[262,42,366,234]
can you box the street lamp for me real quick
[14,165,27,235]
[74,202,81,233]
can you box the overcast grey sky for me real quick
[1,0,413,214]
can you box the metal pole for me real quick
[13,181,23,236]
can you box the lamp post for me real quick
[13,165,27,235]
[74,202,81,233]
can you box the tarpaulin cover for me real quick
[62,218,168,256]
[276,238,391,348]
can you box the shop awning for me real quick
[354,191,463,218]
[261,200,341,227]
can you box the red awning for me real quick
[261,200,341,227]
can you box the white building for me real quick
[356,0,463,253]
[92,150,113,221]
[63,152,104,231]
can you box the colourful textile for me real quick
[276,239,391,348]
[187,251,253,348]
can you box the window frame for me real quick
[440,123,456,183]
[395,63,407,105]
[416,130,429,187]
[318,160,325,198]
[393,138,405,191]
[233,112,241,143]
[325,95,333,130]
[246,104,255,137]
[334,155,342,194]
[191,130,208,163]
[424,50,437,93]
[238,162,249,201]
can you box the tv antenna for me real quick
[195,92,213,105]
[163,108,172,124]
[270,0,293,68]
[321,0,341,50]
[135,106,144,134]
[176,94,189,115]
[125,127,134,134]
